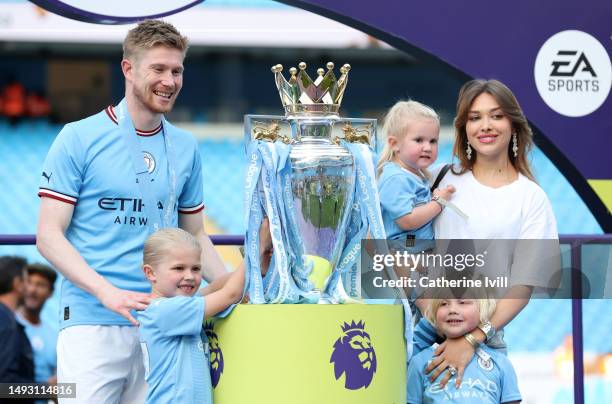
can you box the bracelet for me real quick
[464,332,480,349]
[432,195,447,210]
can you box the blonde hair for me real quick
[376,100,440,177]
[143,228,201,268]
[453,79,535,181]
[123,19,189,61]
[424,298,497,334]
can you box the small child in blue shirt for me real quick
[407,297,521,404]
[377,100,455,243]
[137,227,246,404]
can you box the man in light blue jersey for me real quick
[17,264,58,404]
[36,20,227,403]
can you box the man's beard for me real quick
[24,297,43,313]
[134,85,174,114]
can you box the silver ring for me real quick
[448,366,457,376]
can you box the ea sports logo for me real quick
[534,30,611,117]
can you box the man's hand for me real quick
[425,335,475,389]
[97,284,152,325]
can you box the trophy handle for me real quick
[252,120,281,142]
[341,122,372,145]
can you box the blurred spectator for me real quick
[2,78,27,125]
[26,91,51,120]
[17,264,58,396]
[0,256,35,402]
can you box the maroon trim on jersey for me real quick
[178,204,205,214]
[38,188,77,205]
[105,106,163,136]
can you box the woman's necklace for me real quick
[472,164,517,188]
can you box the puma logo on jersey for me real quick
[42,171,52,183]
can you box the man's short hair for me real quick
[0,256,27,295]
[26,263,57,292]
[123,19,189,60]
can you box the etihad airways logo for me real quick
[98,197,163,226]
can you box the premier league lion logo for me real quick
[330,320,377,390]
[204,321,224,388]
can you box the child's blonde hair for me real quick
[143,228,201,267]
[424,298,497,333]
[377,100,440,177]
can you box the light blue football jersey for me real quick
[137,296,211,404]
[39,103,204,328]
[407,344,521,404]
[378,162,434,241]
[16,315,58,384]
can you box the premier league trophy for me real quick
[210,62,407,404]
[242,61,386,304]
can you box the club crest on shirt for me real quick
[478,355,494,371]
[330,320,377,390]
[143,152,156,173]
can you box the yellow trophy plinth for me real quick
[208,304,406,404]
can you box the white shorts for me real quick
[57,325,146,404]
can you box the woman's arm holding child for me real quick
[425,286,532,389]
[395,185,455,230]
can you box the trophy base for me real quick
[210,304,406,404]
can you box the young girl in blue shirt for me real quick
[137,228,247,404]
[377,100,455,243]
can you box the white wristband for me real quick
[432,195,447,209]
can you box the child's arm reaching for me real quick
[201,264,245,319]
[200,217,264,296]
[199,266,238,296]
[395,185,455,230]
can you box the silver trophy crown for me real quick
[271,61,351,117]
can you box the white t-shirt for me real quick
[434,168,557,239]
[432,167,559,289]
